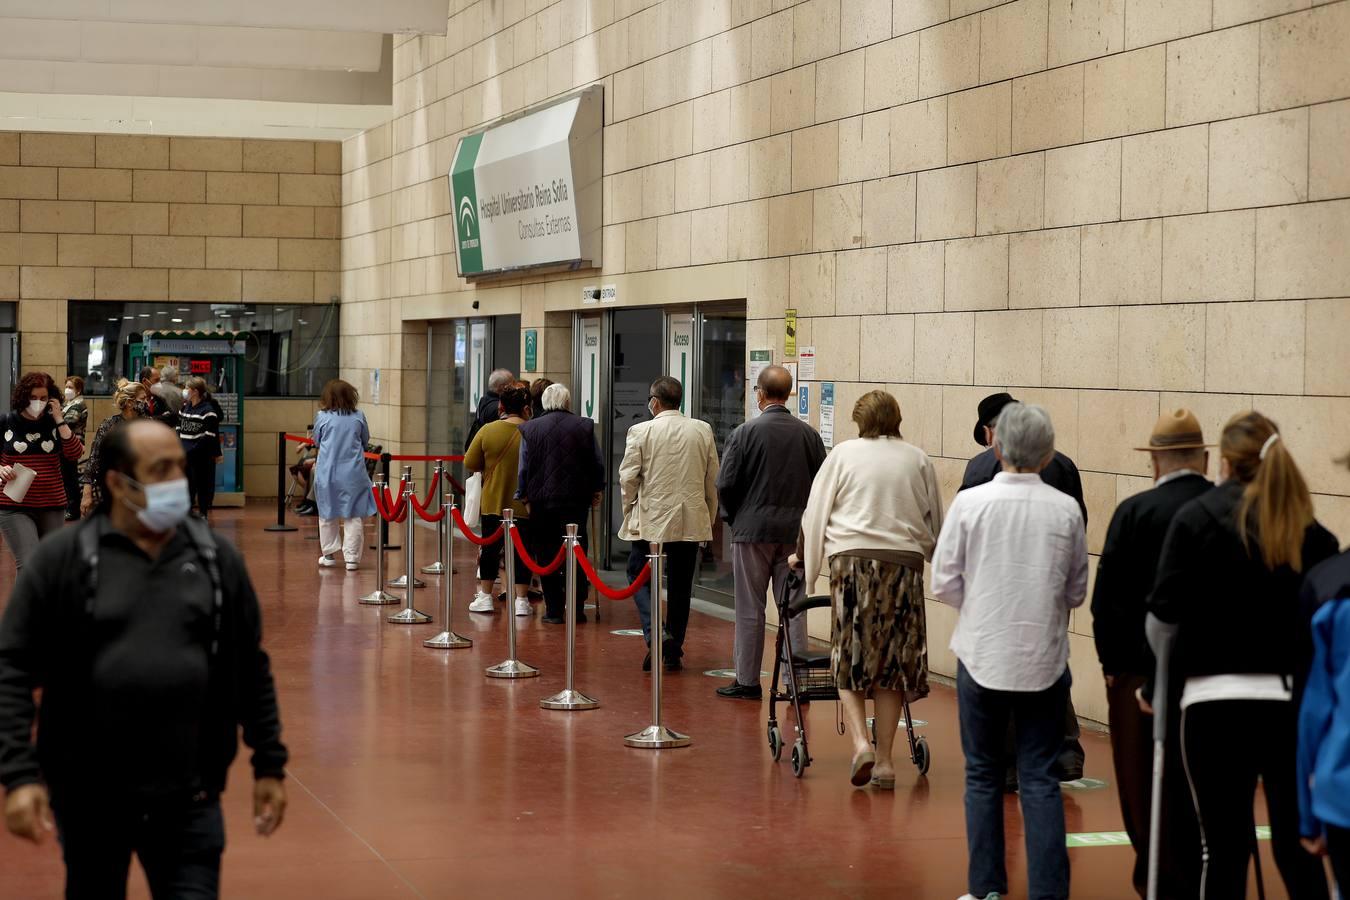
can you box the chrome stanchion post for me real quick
[486,508,538,678]
[389,466,425,588]
[359,477,399,605]
[420,461,447,574]
[624,542,690,748]
[388,477,432,625]
[425,497,472,649]
[541,524,598,710]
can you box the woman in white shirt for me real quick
[799,390,943,789]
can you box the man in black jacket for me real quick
[959,392,1087,784]
[464,368,515,450]
[714,365,826,700]
[1091,409,1212,898]
[516,384,605,624]
[0,419,287,899]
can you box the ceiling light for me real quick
[123,315,134,320]
[107,317,119,322]
[137,313,150,318]
[297,319,308,325]
[171,318,183,323]
[155,310,167,315]
[177,307,191,312]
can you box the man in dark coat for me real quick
[714,365,826,700]
[464,368,515,450]
[1091,409,1212,898]
[959,392,1087,784]
[516,383,604,623]
[0,419,287,899]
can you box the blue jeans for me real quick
[628,540,698,656]
[957,662,1071,900]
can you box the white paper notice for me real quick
[797,346,816,381]
[2,463,36,503]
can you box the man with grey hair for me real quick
[516,382,604,623]
[464,368,515,450]
[932,402,1088,900]
[152,364,184,416]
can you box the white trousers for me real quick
[319,517,365,563]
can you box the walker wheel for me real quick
[791,740,807,778]
[768,725,783,762]
[914,736,931,776]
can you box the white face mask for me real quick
[121,476,192,532]
[64,387,75,400]
[27,399,45,417]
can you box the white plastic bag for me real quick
[462,472,483,529]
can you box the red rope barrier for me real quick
[408,490,447,522]
[510,528,568,576]
[449,507,505,546]
[372,484,407,523]
[573,544,651,601]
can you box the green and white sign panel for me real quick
[450,87,603,277]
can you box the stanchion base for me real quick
[387,607,432,624]
[485,659,540,679]
[623,725,691,749]
[388,575,426,589]
[540,689,599,711]
[423,630,472,649]
[419,561,446,574]
[358,590,401,606]
[263,524,298,532]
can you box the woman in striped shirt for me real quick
[0,371,83,570]
[177,376,224,520]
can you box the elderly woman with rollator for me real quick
[799,390,943,790]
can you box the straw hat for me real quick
[1134,409,1212,452]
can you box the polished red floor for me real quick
[0,505,1294,898]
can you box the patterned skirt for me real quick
[829,554,929,700]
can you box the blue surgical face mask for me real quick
[121,475,191,532]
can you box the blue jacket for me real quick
[1298,550,1350,837]
[313,409,377,520]
[515,410,604,512]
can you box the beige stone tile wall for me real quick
[1,132,342,496]
[343,0,1350,721]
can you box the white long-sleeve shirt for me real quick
[931,471,1089,692]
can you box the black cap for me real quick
[973,392,1017,447]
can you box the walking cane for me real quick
[1144,613,1180,900]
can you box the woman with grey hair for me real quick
[931,402,1088,900]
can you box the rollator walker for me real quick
[766,570,931,778]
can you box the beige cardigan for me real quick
[800,436,944,586]
[618,410,719,544]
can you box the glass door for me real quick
[605,307,665,562]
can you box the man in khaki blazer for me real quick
[619,376,719,672]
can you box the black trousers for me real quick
[478,514,530,586]
[529,506,589,619]
[1182,699,1330,900]
[628,540,698,656]
[186,451,216,518]
[1328,825,1350,894]
[1107,674,1201,898]
[60,457,80,517]
[53,794,224,900]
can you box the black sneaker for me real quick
[665,657,683,672]
[715,682,762,700]
[541,615,564,625]
[642,651,651,672]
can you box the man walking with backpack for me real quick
[0,418,287,899]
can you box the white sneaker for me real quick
[514,599,532,616]
[468,592,495,613]
[344,561,359,571]
[958,894,1002,900]
[318,554,337,568]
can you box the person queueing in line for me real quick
[959,391,1087,787]
[515,384,604,625]
[0,419,287,899]
[932,403,1087,900]
[1298,448,1350,891]
[177,376,224,522]
[312,379,376,572]
[619,376,719,672]
[798,390,942,787]
[464,368,515,450]
[60,375,88,521]
[714,364,825,701]
[1147,412,1338,899]
[1091,409,1212,898]
[0,372,85,571]
[80,381,149,517]
[465,382,535,617]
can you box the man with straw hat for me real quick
[1091,408,1212,898]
